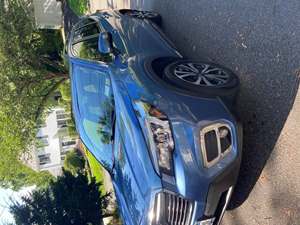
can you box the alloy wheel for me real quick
[173,62,230,87]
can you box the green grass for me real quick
[84,148,106,194]
[67,0,89,16]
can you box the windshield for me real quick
[73,64,114,160]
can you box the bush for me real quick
[10,171,111,225]
[63,149,85,175]
[67,0,89,16]
[37,30,64,60]
[59,80,71,102]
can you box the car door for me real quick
[69,18,117,169]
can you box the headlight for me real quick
[133,101,174,176]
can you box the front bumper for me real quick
[189,121,243,225]
[140,141,242,225]
[142,120,242,225]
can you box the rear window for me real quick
[73,19,99,43]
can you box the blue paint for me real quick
[67,9,242,225]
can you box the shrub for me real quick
[63,149,85,175]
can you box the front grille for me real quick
[166,193,194,225]
[200,123,233,168]
[153,192,194,225]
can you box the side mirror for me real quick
[98,32,114,54]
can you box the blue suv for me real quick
[67,9,242,225]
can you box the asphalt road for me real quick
[74,1,300,224]
[129,1,300,224]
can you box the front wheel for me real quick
[164,60,239,95]
[119,9,162,26]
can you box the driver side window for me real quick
[72,19,112,62]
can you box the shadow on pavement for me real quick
[229,75,299,209]
[147,0,300,210]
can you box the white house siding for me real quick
[33,0,63,29]
[33,108,76,176]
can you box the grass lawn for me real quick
[67,0,89,16]
[84,148,106,194]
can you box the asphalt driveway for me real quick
[129,1,300,224]
[82,1,300,224]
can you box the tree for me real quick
[63,149,85,175]
[0,0,67,189]
[107,207,123,225]
[0,111,53,190]
[58,80,78,137]
[10,171,112,225]
[97,97,115,144]
[0,159,53,191]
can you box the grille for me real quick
[200,123,232,168]
[153,192,194,225]
[166,193,194,225]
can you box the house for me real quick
[33,0,63,29]
[22,107,77,176]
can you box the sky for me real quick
[0,187,34,225]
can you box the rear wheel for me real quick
[119,9,162,26]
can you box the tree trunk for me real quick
[45,72,68,80]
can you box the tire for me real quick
[164,60,239,94]
[119,9,162,26]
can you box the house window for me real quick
[56,110,65,115]
[61,151,67,156]
[57,119,68,128]
[37,135,49,147]
[38,153,51,165]
[62,140,76,147]
[56,113,67,120]
[56,109,69,128]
